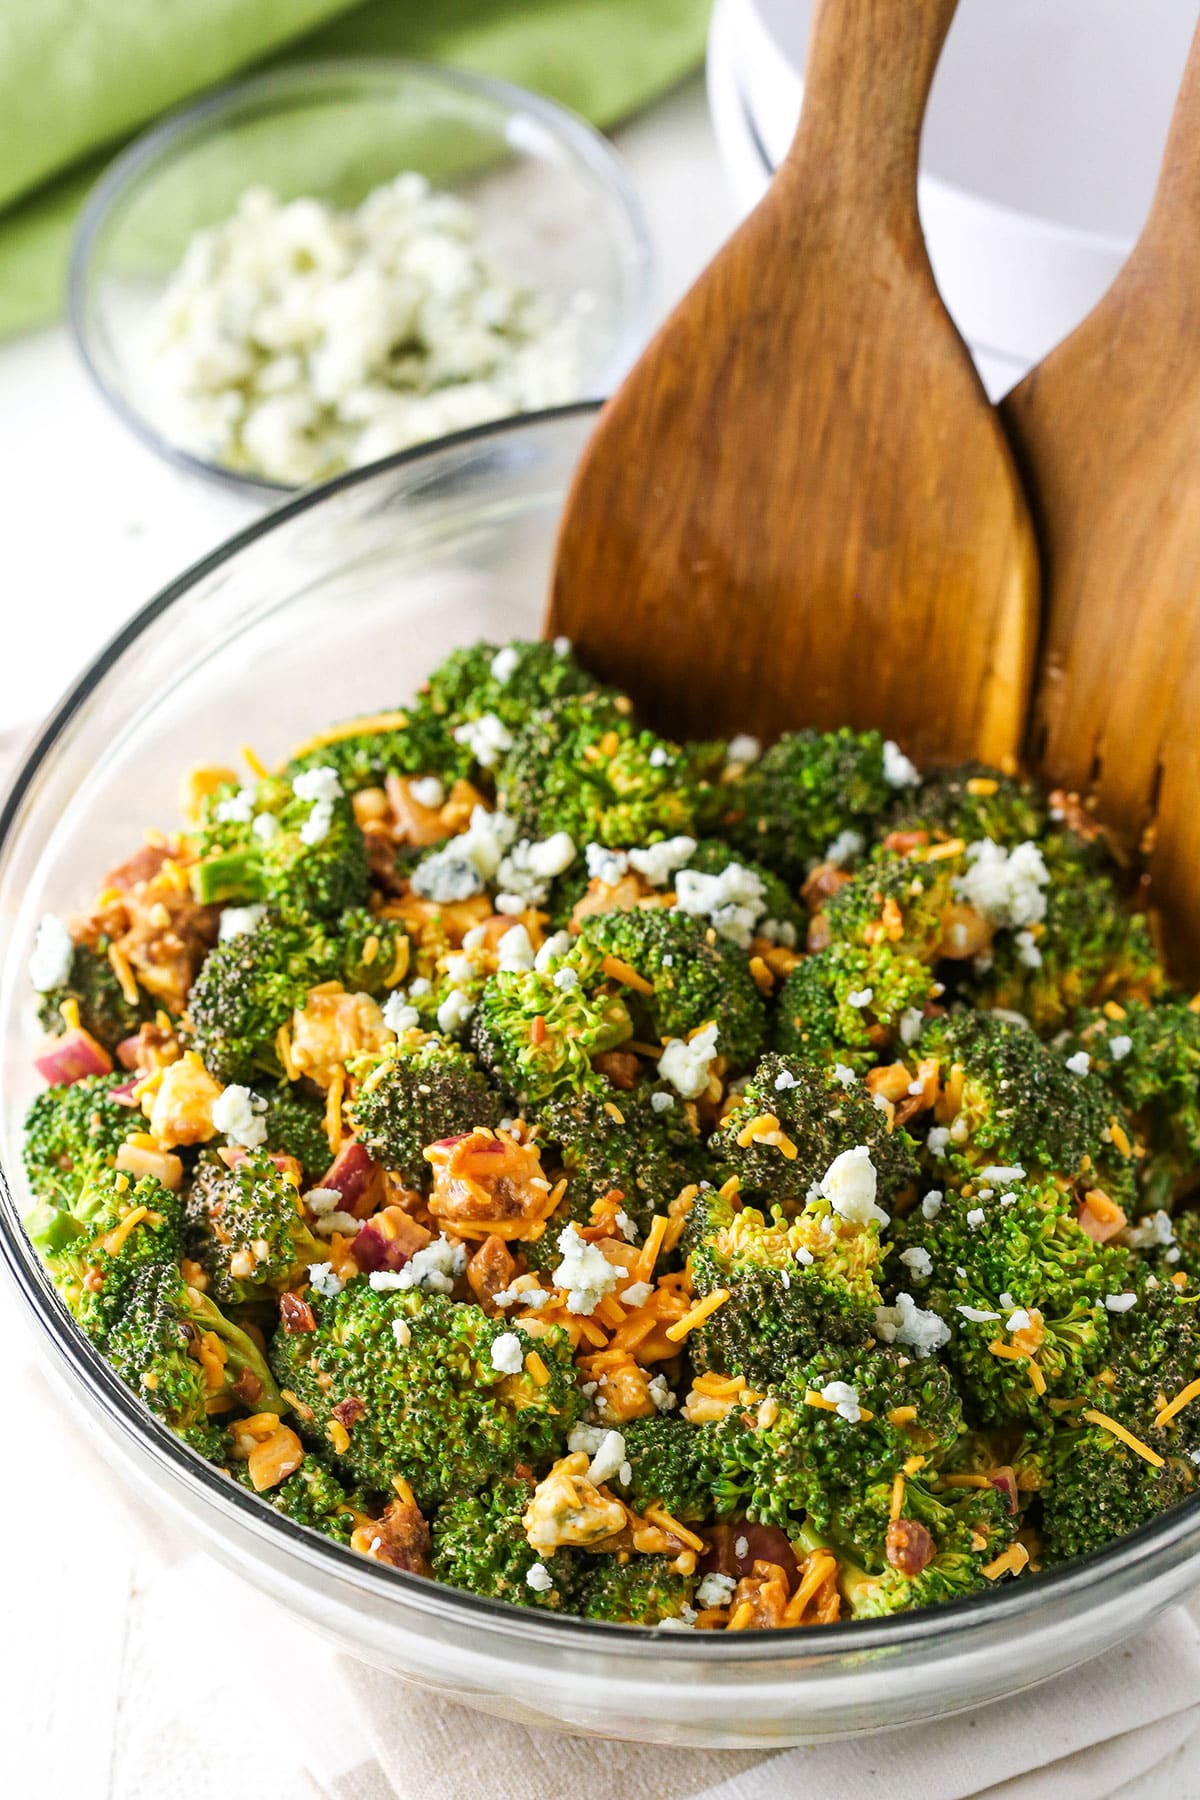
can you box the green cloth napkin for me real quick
[0,0,710,338]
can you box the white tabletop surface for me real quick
[2,74,1199,1800]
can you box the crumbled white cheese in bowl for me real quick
[86,68,650,491]
[138,176,584,487]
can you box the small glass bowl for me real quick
[68,60,652,497]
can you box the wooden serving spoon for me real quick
[1001,18,1200,972]
[547,0,1038,765]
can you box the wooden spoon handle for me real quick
[1135,18,1200,273]
[787,0,960,210]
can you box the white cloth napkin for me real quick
[270,1610,1200,1800]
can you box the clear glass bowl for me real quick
[68,61,652,497]
[2,406,1198,1745]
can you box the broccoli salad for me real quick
[21,638,1200,1632]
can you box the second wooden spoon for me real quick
[1001,18,1200,971]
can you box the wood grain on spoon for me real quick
[1001,19,1200,972]
[548,0,1038,764]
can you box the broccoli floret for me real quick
[431,1475,581,1609]
[715,728,894,882]
[28,1166,284,1429]
[1038,1406,1195,1567]
[882,765,1047,853]
[824,1493,1011,1618]
[577,1555,694,1625]
[183,1149,326,1305]
[349,1037,503,1186]
[423,639,598,734]
[22,1073,138,1206]
[896,1178,1134,1421]
[189,772,367,917]
[285,704,470,795]
[470,944,634,1108]
[187,909,403,1086]
[965,835,1162,1034]
[577,907,766,1069]
[256,1084,332,1184]
[499,694,706,848]
[107,1255,286,1431]
[685,1185,885,1386]
[534,1085,705,1236]
[819,855,960,964]
[610,1416,716,1521]
[36,938,150,1050]
[229,1447,359,1545]
[1066,999,1200,1210]
[1108,1278,1200,1463]
[270,1284,584,1510]
[26,1167,185,1346]
[775,943,936,1074]
[710,1052,921,1211]
[714,1348,966,1552]
[913,1011,1138,1205]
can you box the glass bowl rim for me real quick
[3,400,1199,1661]
[66,57,654,499]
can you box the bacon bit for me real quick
[982,1541,1031,1582]
[600,953,653,995]
[466,1234,517,1311]
[1154,1376,1200,1430]
[425,1128,558,1239]
[665,1288,729,1342]
[352,1495,432,1575]
[801,862,854,908]
[886,1517,935,1576]
[1083,1408,1164,1468]
[280,1293,317,1334]
[530,1015,548,1047]
[594,1052,640,1091]
[1076,1190,1127,1243]
[331,1395,365,1429]
[700,1523,798,1585]
[34,1028,113,1086]
[725,1561,792,1631]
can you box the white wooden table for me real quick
[1,75,1198,1800]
